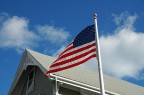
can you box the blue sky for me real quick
[0,0,144,94]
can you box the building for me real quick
[8,49,144,95]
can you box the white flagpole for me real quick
[94,13,105,95]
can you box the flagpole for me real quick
[93,13,105,95]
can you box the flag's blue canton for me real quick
[73,25,95,48]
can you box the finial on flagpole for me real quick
[93,13,97,19]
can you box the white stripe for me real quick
[53,46,96,64]
[62,41,95,56]
[49,52,96,71]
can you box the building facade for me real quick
[8,49,144,95]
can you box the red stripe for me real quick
[46,54,96,75]
[56,43,73,59]
[55,43,96,62]
[61,42,73,55]
[53,42,73,63]
[58,45,73,58]
[51,48,96,67]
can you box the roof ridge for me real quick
[26,48,55,59]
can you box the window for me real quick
[26,67,35,95]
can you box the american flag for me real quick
[46,25,96,75]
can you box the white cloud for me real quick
[0,16,38,53]
[101,13,144,79]
[0,13,70,54]
[100,29,144,79]
[112,12,137,28]
[37,25,70,44]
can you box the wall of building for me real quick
[11,66,54,95]
[26,67,53,95]
[11,71,27,95]
[11,66,100,95]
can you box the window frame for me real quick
[26,67,35,95]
